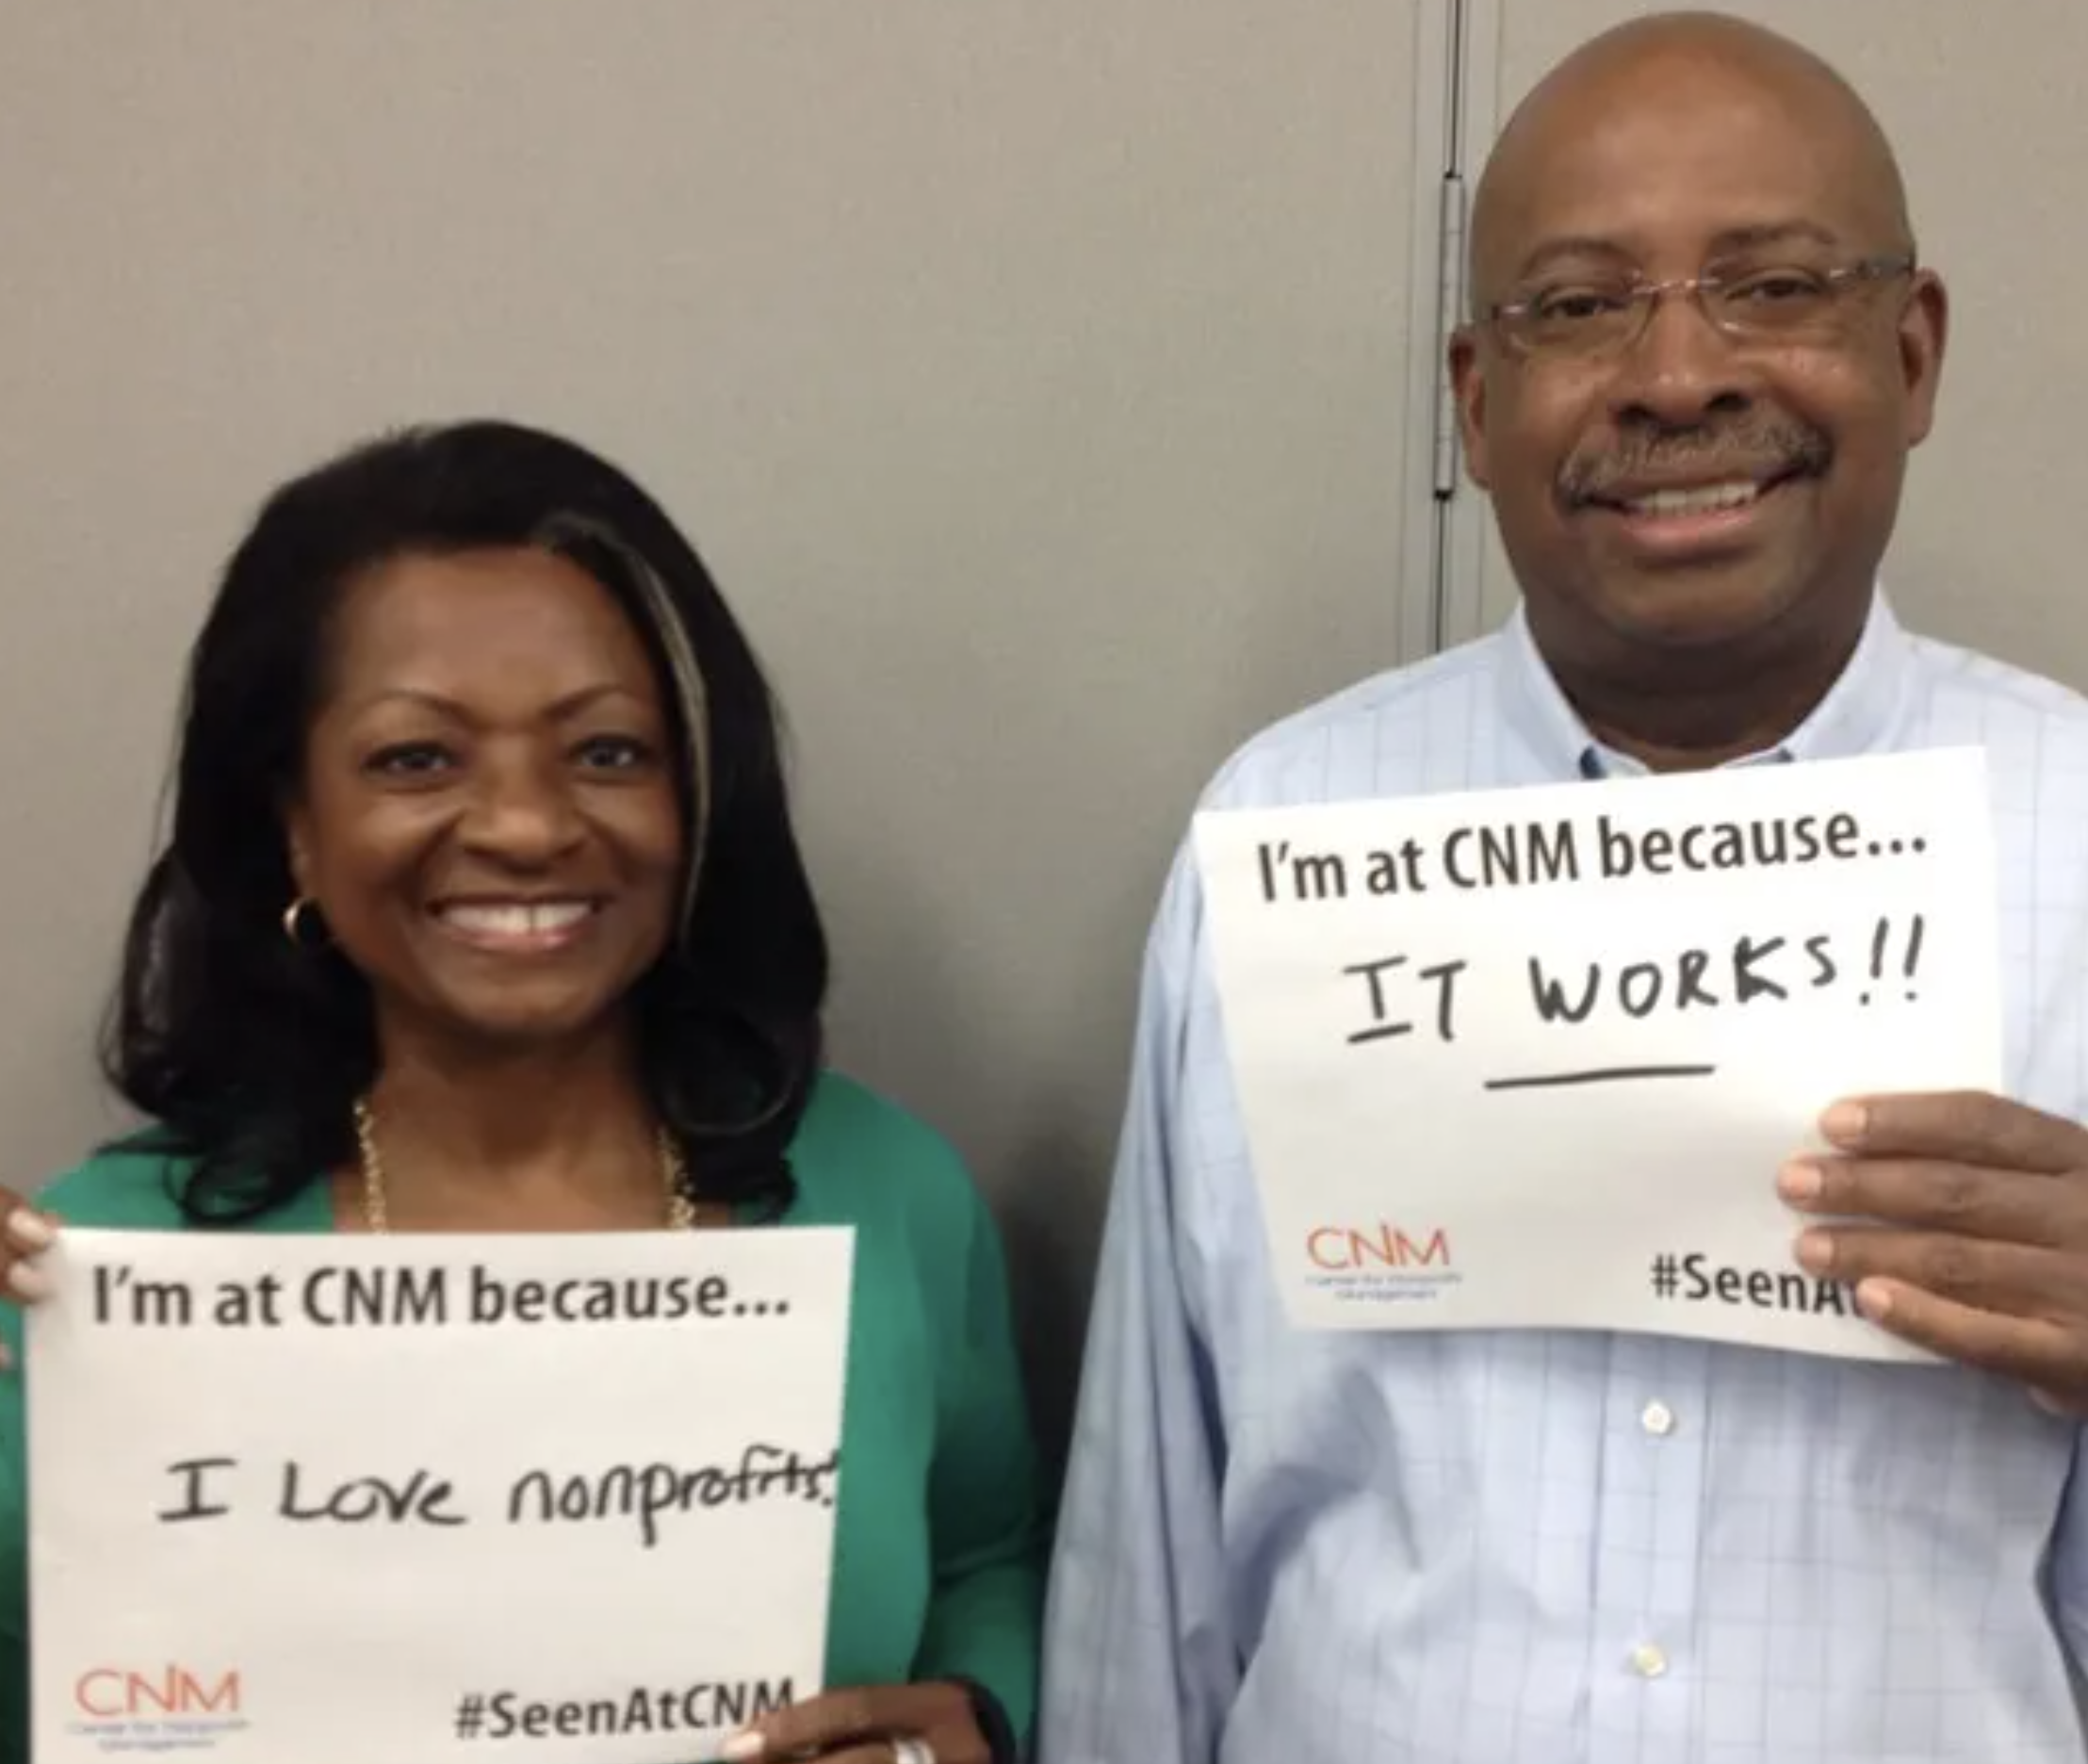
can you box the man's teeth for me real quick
[1623,481,1765,517]
[441,903,593,937]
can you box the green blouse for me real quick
[0,1071,1048,1763]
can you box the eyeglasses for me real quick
[1484,254,1917,361]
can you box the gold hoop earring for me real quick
[282,897,325,948]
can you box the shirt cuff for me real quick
[947,1675,1020,1764]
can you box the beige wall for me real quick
[12,1,2059,1452]
[1450,0,2088,686]
[0,1,1440,1448]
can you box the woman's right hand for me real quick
[0,1192,57,1359]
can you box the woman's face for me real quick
[285,546,685,1060]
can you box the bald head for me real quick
[1444,8,1949,760]
[1470,11,1914,305]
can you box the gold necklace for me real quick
[351,1098,698,1234]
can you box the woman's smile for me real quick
[430,897,605,955]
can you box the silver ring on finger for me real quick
[889,1738,938,1764]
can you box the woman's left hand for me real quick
[720,1680,987,1764]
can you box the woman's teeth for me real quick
[439,902,594,937]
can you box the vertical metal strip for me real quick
[1427,0,1473,653]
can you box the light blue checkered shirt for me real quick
[1039,592,2088,1763]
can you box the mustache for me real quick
[1560,414,1833,506]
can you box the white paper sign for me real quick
[28,1226,855,1764]
[1194,746,2003,1357]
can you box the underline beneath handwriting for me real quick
[1482,1064,1719,1091]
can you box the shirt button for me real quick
[1640,1400,1676,1436]
[1631,1643,1669,1679]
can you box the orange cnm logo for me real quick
[1306,1223,1452,1270]
[75,1666,240,1720]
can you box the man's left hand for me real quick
[1779,1090,2088,1414]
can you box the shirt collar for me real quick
[1495,587,1915,781]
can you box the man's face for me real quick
[1450,59,1947,674]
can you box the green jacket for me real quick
[0,1071,1048,1762]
